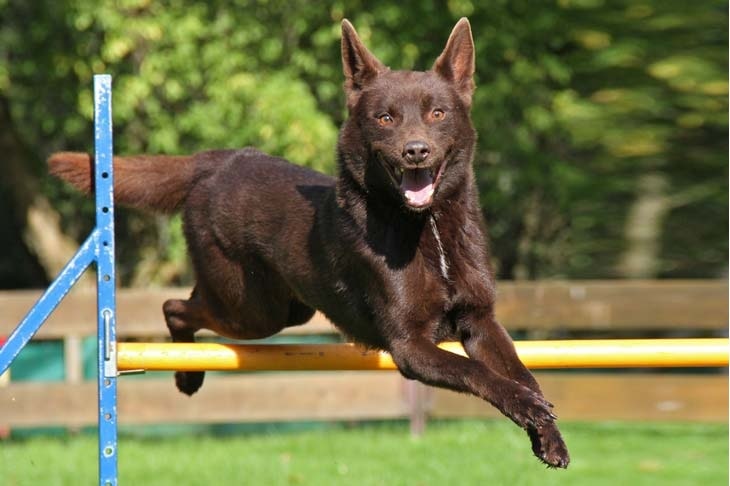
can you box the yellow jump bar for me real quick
[116,338,729,372]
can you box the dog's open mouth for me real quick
[379,155,446,209]
[401,168,437,207]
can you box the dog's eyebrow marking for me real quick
[429,214,450,282]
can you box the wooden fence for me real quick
[0,280,727,430]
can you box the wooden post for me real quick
[64,335,83,384]
[0,336,8,438]
[404,379,431,436]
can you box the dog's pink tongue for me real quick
[401,169,434,207]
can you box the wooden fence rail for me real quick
[2,280,727,338]
[1,280,727,429]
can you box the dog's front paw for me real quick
[528,423,570,469]
[175,371,205,396]
[500,383,556,430]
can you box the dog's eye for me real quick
[431,109,446,121]
[377,113,394,126]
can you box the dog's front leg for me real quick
[460,311,542,394]
[388,337,556,431]
[460,311,570,469]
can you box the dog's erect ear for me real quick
[341,19,387,109]
[432,17,475,106]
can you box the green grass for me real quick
[1,420,727,485]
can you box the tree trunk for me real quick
[617,173,670,279]
[0,96,94,289]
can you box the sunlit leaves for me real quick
[0,0,725,282]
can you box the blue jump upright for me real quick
[0,74,119,486]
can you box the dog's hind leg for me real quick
[163,291,212,396]
[460,311,570,469]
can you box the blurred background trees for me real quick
[0,0,726,288]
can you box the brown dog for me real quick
[49,18,569,468]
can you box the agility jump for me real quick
[0,75,727,486]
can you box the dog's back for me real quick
[49,147,333,213]
[182,148,336,279]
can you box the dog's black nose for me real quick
[403,141,430,164]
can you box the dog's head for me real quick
[338,18,477,212]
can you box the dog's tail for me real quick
[48,152,199,213]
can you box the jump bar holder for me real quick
[0,75,118,486]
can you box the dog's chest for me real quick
[419,213,464,290]
[415,213,495,313]
[324,206,492,347]
[428,215,451,282]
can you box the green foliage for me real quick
[0,0,726,284]
[13,0,340,170]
